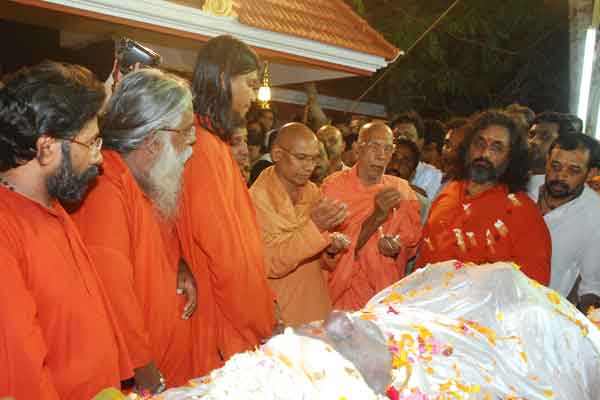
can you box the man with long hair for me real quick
[0,61,133,399]
[416,110,551,285]
[177,35,276,374]
[71,69,197,392]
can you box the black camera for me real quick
[116,38,162,74]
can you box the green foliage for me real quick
[345,0,569,119]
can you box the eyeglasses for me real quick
[359,141,395,156]
[68,137,103,155]
[279,147,320,164]
[160,125,195,139]
[471,136,507,156]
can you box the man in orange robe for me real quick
[250,123,348,326]
[322,122,422,311]
[176,36,276,372]
[416,110,551,284]
[71,70,198,390]
[0,61,132,399]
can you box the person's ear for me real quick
[585,166,597,182]
[352,142,360,158]
[36,135,61,167]
[271,145,284,163]
[220,72,226,91]
[324,311,354,340]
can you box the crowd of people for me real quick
[1,33,600,400]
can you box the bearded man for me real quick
[526,112,575,201]
[537,133,600,310]
[416,110,551,285]
[71,69,197,393]
[0,61,133,400]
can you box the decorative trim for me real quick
[41,0,390,72]
[271,88,386,117]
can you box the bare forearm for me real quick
[355,213,384,256]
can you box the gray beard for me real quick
[135,140,192,222]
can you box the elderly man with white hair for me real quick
[71,69,198,394]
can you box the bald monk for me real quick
[0,62,132,399]
[177,35,276,371]
[250,123,349,326]
[71,70,197,392]
[322,122,422,311]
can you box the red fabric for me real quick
[0,186,132,400]
[321,167,422,310]
[71,151,193,386]
[176,116,275,374]
[416,180,551,284]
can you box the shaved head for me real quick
[275,122,319,149]
[356,122,395,185]
[273,123,321,190]
[358,122,394,143]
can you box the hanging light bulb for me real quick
[257,61,271,108]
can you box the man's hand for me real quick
[177,259,197,320]
[373,187,402,222]
[134,361,164,394]
[311,198,348,231]
[378,234,401,258]
[329,232,351,254]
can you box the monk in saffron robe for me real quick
[71,70,198,391]
[0,61,132,399]
[250,123,349,326]
[322,123,422,311]
[416,110,551,284]
[177,36,275,372]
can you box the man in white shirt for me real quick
[538,133,600,311]
[391,111,442,199]
[527,112,576,202]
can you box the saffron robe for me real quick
[321,167,422,311]
[176,118,275,374]
[250,166,332,326]
[415,180,551,285]
[0,185,132,400]
[71,151,193,386]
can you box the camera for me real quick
[116,38,162,74]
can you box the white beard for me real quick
[139,138,193,222]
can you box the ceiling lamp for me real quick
[257,61,272,109]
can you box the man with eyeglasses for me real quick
[321,122,422,311]
[249,123,349,326]
[416,110,551,285]
[70,69,197,394]
[0,61,133,399]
